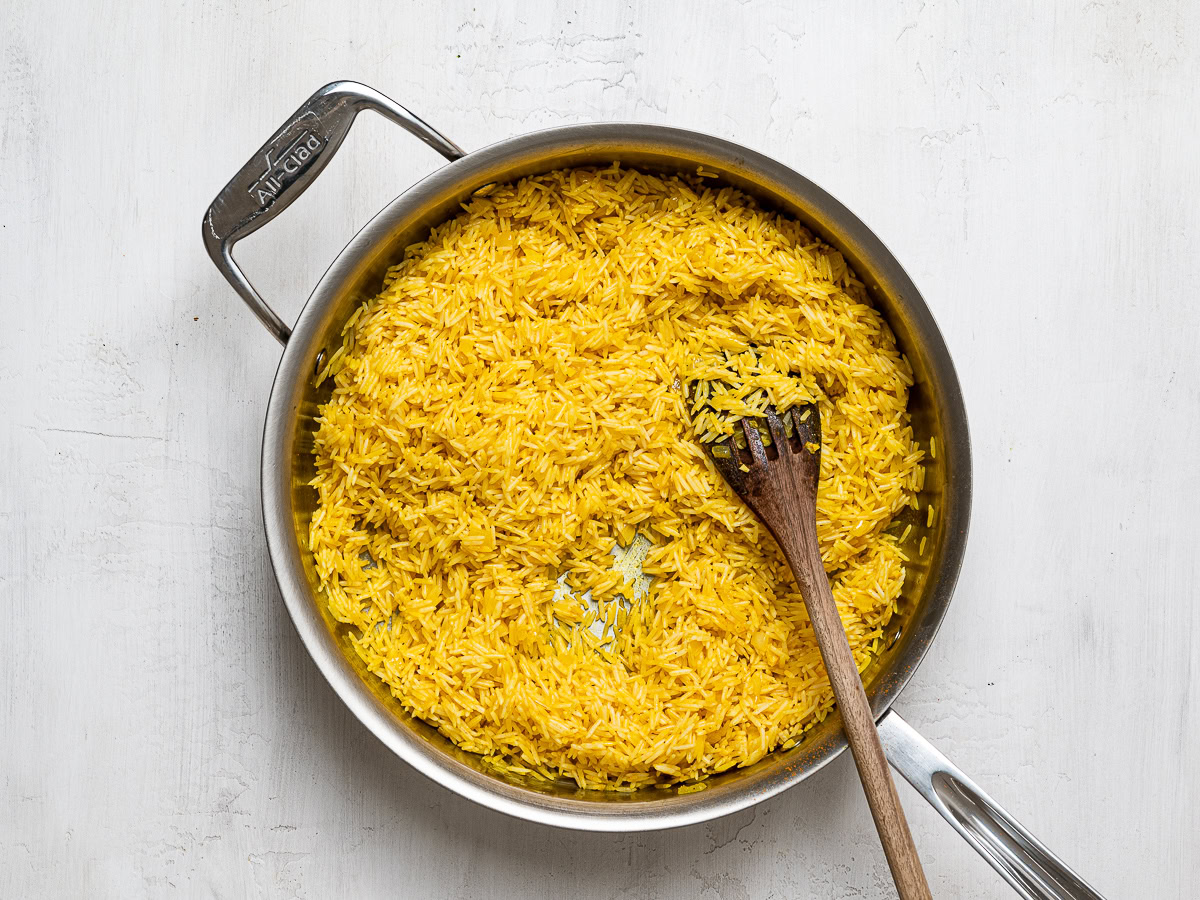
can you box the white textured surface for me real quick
[3,1,1198,896]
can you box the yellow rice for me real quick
[309,165,924,790]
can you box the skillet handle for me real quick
[201,81,464,345]
[878,711,1106,900]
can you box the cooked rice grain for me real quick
[309,165,923,789]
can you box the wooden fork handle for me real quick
[776,529,933,900]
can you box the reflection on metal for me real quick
[610,532,652,602]
[202,81,464,344]
[551,531,653,648]
[880,712,1106,900]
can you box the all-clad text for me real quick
[249,130,324,206]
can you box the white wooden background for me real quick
[3,1,1197,896]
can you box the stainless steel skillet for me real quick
[203,81,1103,900]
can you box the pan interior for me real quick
[271,127,966,818]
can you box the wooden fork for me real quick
[705,404,931,900]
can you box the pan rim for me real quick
[260,121,972,830]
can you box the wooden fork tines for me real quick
[703,402,932,900]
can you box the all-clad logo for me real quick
[249,118,326,207]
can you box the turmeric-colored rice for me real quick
[309,165,924,790]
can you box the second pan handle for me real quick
[878,711,1106,900]
[201,81,464,344]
